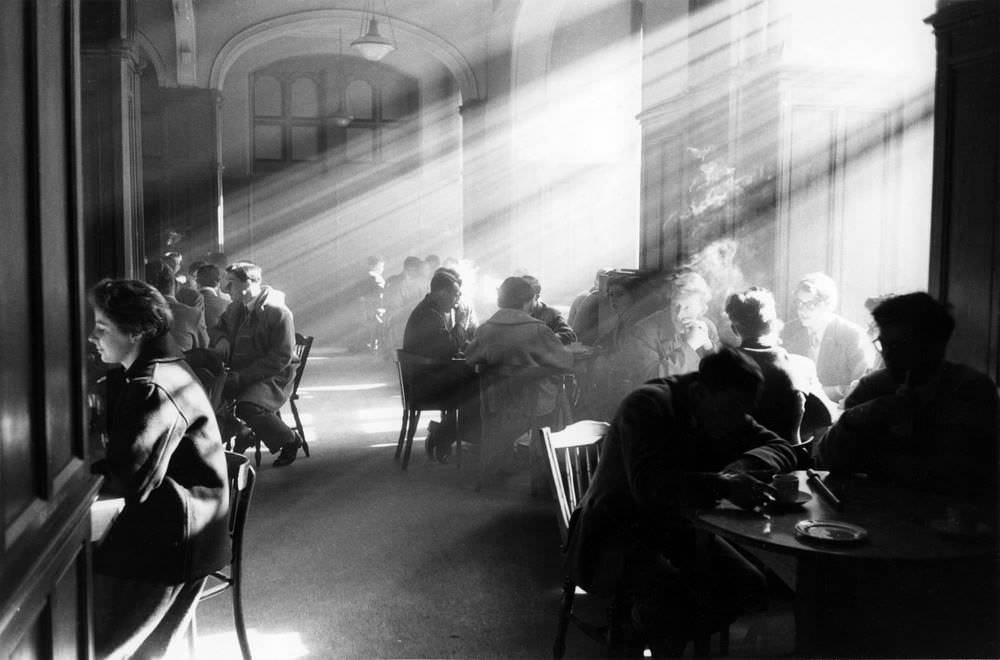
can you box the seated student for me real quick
[144,260,208,352]
[725,287,834,443]
[816,292,998,505]
[568,268,615,346]
[522,275,577,345]
[87,279,229,659]
[781,272,871,402]
[466,276,573,481]
[195,263,231,331]
[211,261,302,467]
[565,348,797,652]
[616,270,720,386]
[402,267,473,462]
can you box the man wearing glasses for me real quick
[780,272,871,402]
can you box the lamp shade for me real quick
[351,19,395,61]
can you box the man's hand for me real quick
[681,318,711,351]
[213,337,231,361]
[718,470,778,510]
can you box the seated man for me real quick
[144,260,208,352]
[565,347,797,651]
[466,276,573,481]
[195,263,231,331]
[402,267,473,462]
[780,272,871,402]
[211,261,302,467]
[523,275,577,345]
[815,292,998,506]
[725,287,834,443]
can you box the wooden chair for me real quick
[137,451,256,659]
[286,332,313,458]
[394,350,472,470]
[540,421,617,659]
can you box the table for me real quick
[694,471,998,657]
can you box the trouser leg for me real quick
[235,401,294,453]
[93,573,183,660]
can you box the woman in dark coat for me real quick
[89,279,230,658]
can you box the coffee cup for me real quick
[772,474,799,504]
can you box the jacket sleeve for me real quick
[546,308,577,345]
[728,419,798,473]
[104,381,185,504]
[534,326,573,370]
[209,302,236,346]
[195,309,209,349]
[234,307,295,385]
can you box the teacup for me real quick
[772,474,800,504]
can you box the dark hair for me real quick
[725,287,777,339]
[430,267,462,293]
[226,261,262,283]
[366,255,385,269]
[872,292,954,345]
[195,263,222,288]
[698,346,763,398]
[90,278,173,340]
[403,256,422,271]
[521,275,542,296]
[187,260,206,276]
[607,274,644,297]
[145,260,176,296]
[498,276,535,309]
[425,254,441,266]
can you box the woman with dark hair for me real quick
[88,278,230,658]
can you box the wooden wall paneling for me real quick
[1,0,98,656]
[927,1,1000,382]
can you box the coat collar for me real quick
[124,334,183,379]
[486,308,545,326]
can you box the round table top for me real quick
[694,471,997,562]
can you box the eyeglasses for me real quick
[794,298,824,311]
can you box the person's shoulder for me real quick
[944,362,998,393]
[831,314,866,338]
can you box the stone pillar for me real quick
[81,0,144,280]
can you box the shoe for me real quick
[273,433,301,467]
[425,421,441,458]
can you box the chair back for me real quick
[541,420,608,544]
[395,349,468,409]
[202,452,256,601]
[291,333,313,397]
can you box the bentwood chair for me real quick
[137,451,256,660]
[200,451,256,660]
[287,332,313,457]
[394,350,471,470]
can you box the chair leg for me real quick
[289,400,310,457]
[401,410,420,470]
[395,407,409,460]
[553,577,575,660]
[254,432,262,469]
[187,611,198,659]
[233,566,252,660]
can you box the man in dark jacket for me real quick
[565,347,797,651]
[403,267,473,462]
[211,261,301,466]
[522,275,577,345]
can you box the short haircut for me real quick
[430,267,462,293]
[872,292,954,345]
[698,346,764,398]
[145,260,176,296]
[425,254,441,267]
[403,256,422,271]
[498,276,536,309]
[725,287,777,339]
[521,275,542,296]
[796,272,838,307]
[607,274,644,297]
[195,263,222,288]
[226,261,262,283]
[187,260,206,276]
[366,255,385,269]
[90,278,172,340]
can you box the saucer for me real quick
[766,491,812,510]
[794,520,868,544]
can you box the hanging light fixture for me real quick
[351,0,396,62]
[330,28,353,128]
